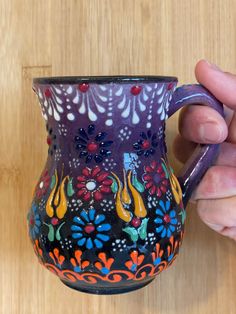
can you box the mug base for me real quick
[61,277,155,295]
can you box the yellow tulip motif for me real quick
[46,169,69,219]
[44,169,74,242]
[111,169,149,242]
[111,169,147,222]
[111,171,132,223]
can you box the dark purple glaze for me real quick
[27,77,223,294]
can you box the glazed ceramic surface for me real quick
[28,76,223,294]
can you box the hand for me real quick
[173,59,236,241]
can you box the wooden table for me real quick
[0,1,235,313]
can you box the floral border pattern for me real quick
[33,233,183,284]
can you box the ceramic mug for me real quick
[28,76,223,294]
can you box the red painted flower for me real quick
[142,161,168,197]
[77,166,113,201]
[35,170,50,198]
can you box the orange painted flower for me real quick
[151,243,164,266]
[70,250,90,273]
[94,252,114,275]
[49,248,65,268]
[33,239,43,258]
[125,251,145,272]
[167,236,179,264]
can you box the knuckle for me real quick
[197,167,219,197]
[197,200,211,222]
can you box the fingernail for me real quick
[199,122,224,142]
[204,60,222,71]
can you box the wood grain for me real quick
[1,1,236,313]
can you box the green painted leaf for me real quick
[50,174,56,190]
[161,162,169,179]
[48,224,55,241]
[179,210,186,224]
[138,218,149,240]
[55,228,61,241]
[67,178,75,197]
[123,227,139,242]
[110,177,118,193]
[55,222,65,241]
[132,174,145,193]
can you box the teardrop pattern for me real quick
[34,82,176,126]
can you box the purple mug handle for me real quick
[168,84,224,206]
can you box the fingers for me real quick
[192,165,236,200]
[195,60,236,109]
[174,139,236,167]
[227,112,236,143]
[197,197,236,240]
[178,105,228,144]
[179,59,236,242]
[216,142,236,167]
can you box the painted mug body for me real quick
[28,76,223,294]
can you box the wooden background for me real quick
[0,1,236,313]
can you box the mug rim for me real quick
[33,75,178,85]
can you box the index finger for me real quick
[195,60,236,110]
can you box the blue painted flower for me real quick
[71,208,111,249]
[74,124,113,163]
[28,203,41,239]
[154,200,177,238]
[133,130,158,157]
